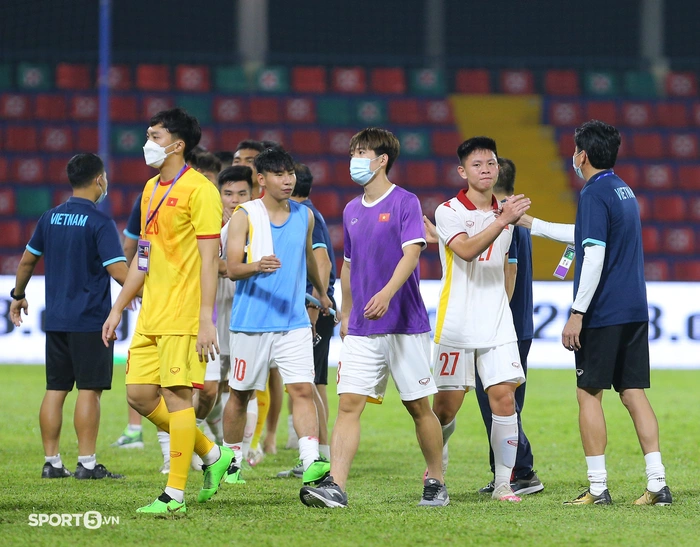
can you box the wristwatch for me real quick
[10,288,26,300]
[570,308,584,315]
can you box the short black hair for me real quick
[219,165,253,192]
[493,157,516,195]
[235,139,264,153]
[196,152,222,175]
[149,107,202,157]
[574,120,621,169]
[457,136,498,164]
[185,145,207,167]
[66,153,104,188]
[254,147,295,175]
[214,151,234,168]
[260,140,282,150]
[292,163,313,198]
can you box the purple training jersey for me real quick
[343,184,430,336]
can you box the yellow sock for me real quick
[145,396,215,458]
[252,383,270,448]
[166,407,196,491]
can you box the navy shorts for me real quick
[46,331,114,391]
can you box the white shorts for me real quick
[337,333,436,403]
[216,297,233,355]
[432,342,525,391]
[204,332,222,382]
[228,328,315,391]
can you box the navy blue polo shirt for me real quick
[507,226,534,341]
[27,197,126,332]
[574,169,648,328]
[299,198,336,299]
[123,192,142,241]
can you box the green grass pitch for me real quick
[0,365,697,546]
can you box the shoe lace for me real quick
[422,480,442,501]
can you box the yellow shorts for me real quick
[126,332,205,389]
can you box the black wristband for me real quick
[10,288,26,301]
[570,308,584,315]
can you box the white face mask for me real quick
[143,140,178,168]
[349,156,383,186]
[572,150,585,180]
[95,176,108,205]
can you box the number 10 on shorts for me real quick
[438,352,459,376]
[233,358,247,381]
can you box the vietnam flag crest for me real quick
[166,197,178,207]
[379,213,390,222]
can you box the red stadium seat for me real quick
[454,69,491,94]
[370,68,406,94]
[388,99,425,125]
[71,94,98,121]
[0,253,23,275]
[326,222,344,252]
[499,70,535,94]
[249,97,281,124]
[110,96,139,122]
[312,190,343,220]
[256,128,286,147]
[141,96,174,119]
[284,98,316,124]
[219,129,253,151]
[5,126,37,152]
[136,64,171,92]
[199,128,218,151]
[1,93,31,119]
[40,126,74,153]
[644,259,669,281]
[631,132,664,159]
[621,102,655,127]
[688,196,700,222]
[441,161,465,190]
[12,157,45,183]
[431,131,461,158]
[0,158,8,183]
[418,192,451,217]
[642,226,661,253]
[668,133,698,159]
[107,65,132,90]
[175,65,210,92]
[52,188,73,207]
[0,187,16,215]
[425,100,454,125]
[332,160,354,188]
[419,255,442,280]
[291,66,327,94]
[304,160,330,186]
[678,165,700,190]
[290,129,326,155]
[35,94,67,120]
[56,63,91,90]
[613,163,641,188]
[544,70,580,96]
[548,101,583,127]
[331,67,367,94]
[106,188,127,217]
[657,102,689,128]
[641,164,675,190]
[635,193,651,221]
[692,102,700,127]
[114,158,156,185]
[0,221,22,248]
[557,132,574,158]
[663,227,694,254]
[674,260,700,280]
[652,194,686,221]
[46,157,71,184]
[212,97,247,123]
[327,130,355,156]
[664,72,698,98]
[402,160,438,188]
[75,126,98,153]
[584,101,619,126]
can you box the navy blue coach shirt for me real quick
[299,198,336,299]
[123,192,142,241]
[27,197,126,332]
[507,226,534,341]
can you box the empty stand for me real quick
[454,69,491,94]
[291,66,327,94]
[71,95,99,121]
[0,188,16,215]
[34,94,67,121]
[662,227,694,253]
[500,70,535,94]
[40,126,74,153]
[631,132,664,159]
[0,220,22,248]
[1,93,31,119]
[585,101,618,125]
[642,164,675,190]
[249,97,281,124]
[388,99,425,125]
[5,126,38,152]
[657,102,689,128]
[284,98,316,124]
[402,160,438,188]
[289,129,326,155]
[621,102,655,127]
[431,131,461,158]
[674,260,700,281]
[370,68,406,94]
[312,190,343,220]
[664,72,698,98]
[644,260,670,281]
[175,65,210,93]
[544,70,580,96]
[136,64,171,92]
[548,101,583,127]
[652,194,686,222]
[678,165,700,190]
[56,63,91,90]
[668,133,698,159]
[213,97,247,123]
[142,96,175,120]
[331,67,367,94]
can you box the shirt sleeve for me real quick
[311,211,327,250]
[26,212,47,256]
[96,219,127,267]
[400,194,427,249]
[123,192,142,240]
[191,182,223,239]
[508,228,519,263]
[434,202,466,246]
[343,208,352,262]
[578,190,609,248]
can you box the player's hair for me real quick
[292,163,313,198]
[66,153,104,189]
[149,107,202,157]
[457,136,498,164]
[254,147,295,175]
[260,140,282,150]
[218,165,253,192]
[214,150,234,168]
[185,145,207,167]
[235,139,264,153]
[494,157,516,195]
[348,127,400,174]
[574,119,620,169]
[196,152,222,175]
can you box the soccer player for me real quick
[430,137,530,503]
[195,152,223,185]
[10,153,127,480]
[522,120,671,506]
[222,147,332,489]
[102,108,233,514]
[300,127,448,509]
[233,139,264,198]
[214,150,234,169]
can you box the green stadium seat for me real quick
[624,71,658,98]
[583,71,619,96]
[317,97,351,125]
[398,130,430,158]
[214,66,249,92]
[17,62,51,90]
[176,95,211,125]
[354,99,386,125]
[111,126,143,155]
[256,66,289,93]
[409,68,446,96]
[0,64,12,90]
[16,186,51,217]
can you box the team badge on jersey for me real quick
[379,213,391,222]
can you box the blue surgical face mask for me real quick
[350,155,383,186]
[572,150,585,180]
[95,176,108,205]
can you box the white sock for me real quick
[45,454,63,469]
[298,436,320,470]
[164,486,184,503]
[319,444,331,461]
[78,454,96,471]
[586,455,608,495]
[491,413,518,487]
[644,451,666,492]
[224,441,243,468]
[127,424,142,433]
[157,430,170,463]
[441,418,456,446]
[206,396,224,444]
[201,444,221,466]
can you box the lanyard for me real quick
[144,165,188,233]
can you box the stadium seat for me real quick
[657,102,689,128]
[331,67,367,94]
[312,190,343,220]
[613,163,641,188]
[668,133,698,159]
[40,126,74,153]
[212,97,247,123]
[256,128,286,147]
[289,129,326,155]
[326,222,344,252]
[304,160,330,186]
[136,64,170,92]
[17,62,51,90]
[454,69,491,94]
[663,227,694,253]
[557,131,574,158]
[441,161,465,190]
[616,130,631,159]
[431,131,461,158]
[636,193,651,221]
[678,165,700,190]
[331,160,354,188]
[674,260,700,281]
[219,129,253,152]
[249,97,281,124]
[327,130,356,156]
[51,188,73,207]
[425,100,454,125]
[642,226,661,253]
[0,187,15,215]
[544,69,580,96]
[317,98,351,125]
[688,196,700,222]
[499,70,535,94]
[256,66,289,93]
[291,66,327,94]
[398,130,430,158]
[5,126,37,151]
[284,97,316,124]
[583,71,619,97]
[547,101,583,127]
[107,65,132,90]
[409,68,446,95]
[631,132,664,159]
[106,188,127,217]
[623,71,658,98]
[354,99,387,125]
[199,128,218,151]
[644,259,670,281]
[584,100,619,126]
[370,68,406,94]
[620,101,655,127]
[388,99,425,125]
[214,65,249,93]
[34,94,67,121]
[142,96,175,119]
[664,72,698,98]
[0,253,22,275]
[402,160,438,188]
[177,95,211,125]
[17,186,51,216]
[0,220,22,248]
[114,157,156,185]
[175,65,210,92]
[71,94,98,121]
[111,126,143,155]
[642,164,675,190]
[0,157,8,183]
[46,157,71,184]
[417,192,451,217]
[419,255,442,280]
[12,157,45,183]
[76,126,98,153]
[55,63,91,90]
[110,96,139,122]
[652,194,686,221]
[692,102,700,126]
[1,93,31,119]
[0,64,12,90]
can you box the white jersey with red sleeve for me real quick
[433,190,517,349]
